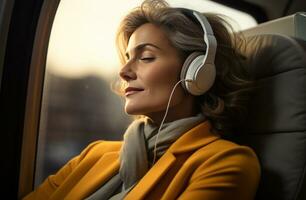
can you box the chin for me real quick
[124,103,157,116]
[124,105,144,115]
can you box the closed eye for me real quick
[140,57,155,62]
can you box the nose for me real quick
[119,62,136,82]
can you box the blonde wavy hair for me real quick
[115,0,253,134]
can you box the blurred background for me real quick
[35,0,257,185]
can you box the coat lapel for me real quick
[124,152,176,200]
[125,120,220,200]
[65,151,120,200]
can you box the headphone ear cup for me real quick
[180,52,204,90]
[181,51,216,96]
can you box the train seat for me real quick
[232,13,306,200]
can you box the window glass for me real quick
[35,0,257,185]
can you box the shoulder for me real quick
[85,140,123,152]
[77,140,123,161]
[189,138,260,183]
[193,138,260,169]
[51,140,123,177]
[207,138,258,159]
[177,139,261,199]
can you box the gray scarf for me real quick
[86,114,205,200]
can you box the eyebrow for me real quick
[125,43,161,59]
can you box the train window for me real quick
[34,0,257,186]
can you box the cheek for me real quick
[124,59,185,115]
[142,60,184,96]
[145,70,186,107]
[143,61,181,88]
[142,72,176,105]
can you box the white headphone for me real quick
[152,10,217,164]
[179,8,217,96]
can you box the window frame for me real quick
[18,0,60,198]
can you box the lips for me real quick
[125,87,144,96]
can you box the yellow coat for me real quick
[23,121,260,200]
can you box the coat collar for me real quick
[125,120,220,200]
[64,120,219,200]
[168,120,220,154]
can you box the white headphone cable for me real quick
[152,79,192,165]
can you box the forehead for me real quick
[126,23,172,53]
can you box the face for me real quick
[119,23,196,123]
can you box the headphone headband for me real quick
[178,8,217,95]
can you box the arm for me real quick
[22,141,104,200]
[178,146,261,200]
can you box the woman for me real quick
[23,0,260,199]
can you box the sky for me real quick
[46,0,257,79]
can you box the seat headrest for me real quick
[239,34,306,133]
[234,34,306,200]
[245,34,306,79]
